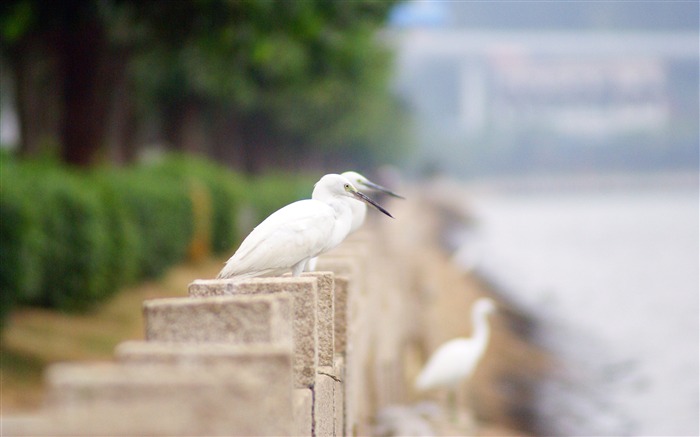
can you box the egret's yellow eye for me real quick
[343,184,351,190]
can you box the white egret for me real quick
[305,171,404,272]
[217,174,393,280]
[415,297,497,421]
[340,171,404,234]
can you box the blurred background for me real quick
[0,0,409,170]
[387,2,698,435]
[1,1,698,436]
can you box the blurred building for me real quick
[392,30,696,137]
[385,2,699,176]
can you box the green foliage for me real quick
[0,161,43,324]
[146,155,248,255]
[0,0,35,43]
[1,161,114,311]
[129,0,405,167]
[1,0,407,169]
[105,168,194,279]
[247,171,317,225]
[92,173,143,289]
[0,153,321,327]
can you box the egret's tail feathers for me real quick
[414,372,430,392]
[216,264,283,280]
[216,269,258,280]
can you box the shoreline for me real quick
[436,180,699,436]
[418,182,552,435]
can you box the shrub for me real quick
[150,155,248,256]
[26,164,111,311]
[0,158,177,314]
[0,153,319,328]
[0,162,44,324]
[92,172,143,291]
[110,168,194,279]
[247,171,317,225]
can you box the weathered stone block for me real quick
[314,366,337,437]
[44,352,293,436]
[294,388,313,437]
[0,414,57,436]
[143,293,292,346]
[334,356,346,437]
[301,271,335,367]
[333,276,349,356]
[188,277,318,388]
[115,340,292,371]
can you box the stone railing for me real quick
[2,212,422,436]
[3,193,538,436]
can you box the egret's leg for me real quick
[304,257,318,272]
[463,383,477,432]
[448,389,457,423]
[291,259,307,277]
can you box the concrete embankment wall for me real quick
[3,189,543,436]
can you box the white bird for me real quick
[217,174,393,280]
[415,298,497,420]
[304,171,404,272]
[339,171,404,234]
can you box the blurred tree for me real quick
[1,0,131,165]
[1,0,405,170]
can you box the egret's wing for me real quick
[218,200,334,278]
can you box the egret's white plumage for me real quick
[304,171,404,272]
[415,298,496,391]
[217,174,392,280]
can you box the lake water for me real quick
[452,183,699,436]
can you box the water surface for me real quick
[454,185,699,436]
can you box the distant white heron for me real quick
[305,171,404,272]
[217,174,393,280]
[415,297,497,420]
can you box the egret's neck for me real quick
[348,199,367,234]
[325,197,351,218]
[324,198,353,250]
[471,309,491,351]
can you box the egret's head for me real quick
[473,298,497,316]
[314,174,394,218]
[341,171,405,199]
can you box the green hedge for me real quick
[248,171,317,225]
[148,156,248,256]
[0,153,318,327]
[0,161,44,324]
[35,167,112,310]
[103,169,195,279]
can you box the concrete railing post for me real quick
[143,293,293,346]
[188,277,318,388]
[43,345,294,436]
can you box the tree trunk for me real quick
[162,98,206,155]
[58,16,111,166]
[179,100,206,155]
[241,112,275,173]
[106,47,139,165]
[211,110,245,170]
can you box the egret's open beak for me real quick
[359,180,405,199]
[352,190,394,218]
